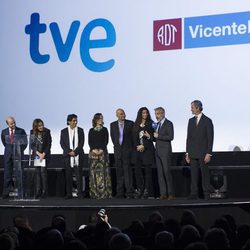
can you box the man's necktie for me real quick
[10,129,14,144]
[119,123,124,145]
[157,122,161,132]
[195,116,198,126]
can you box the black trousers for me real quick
[3,155,26,198]
[115,156,134,196]
[134,158,153,194]
[190,158,210,196]
[155,153,174,196]
[35,167,47,196]
[28,167,47,197]
[64,159,83,197]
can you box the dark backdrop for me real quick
[0,151,250,198]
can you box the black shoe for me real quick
[65,195,73,199]
[134,189,142,199]
[204,194,210,200]
[41,194,47,199]
[187,195,198,200]
[2,194,10,199]
[142,189,149,199]
[126,194,134,199]
[77,192,85,199]
[115,194,124,199]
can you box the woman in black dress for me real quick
[88,113,112,199]
[132,107,155,199]
[30,118,52,198]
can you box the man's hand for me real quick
[204,154,211,164]
[154,132,158,138]
[185,154,190,164]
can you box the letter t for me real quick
[25,13,50,64]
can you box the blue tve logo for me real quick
[184,11,250,49]
[25,13,116,72]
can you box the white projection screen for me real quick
[1,1,250,154]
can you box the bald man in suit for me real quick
[110,109,134,198]
[1,116,27,199]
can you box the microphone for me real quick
[152,121,158,131]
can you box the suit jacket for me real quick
[110,119,134,160]
[60,127,85,158]
[1,126,27,159]
[30,128,52,160]
[155,119,174,156]
[186,114,214,159]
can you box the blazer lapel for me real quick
[113,121,119,143]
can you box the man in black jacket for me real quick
[60,114,85,199]
[154,107,174,200]
[186,100,214,200]
[1,116,27,199]
[110,109,134,198]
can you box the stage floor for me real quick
[1,197,250,208]
[1,197,250,231]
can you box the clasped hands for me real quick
[92,149,104,155]
[68,151,76,157]
[36,151,45,161]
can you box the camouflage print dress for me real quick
[89,150,112,199]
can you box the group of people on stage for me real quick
[1,100,214,200]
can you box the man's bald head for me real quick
[6,116,16,129]
[116,109,126,121]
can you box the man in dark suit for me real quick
[154,107,174,200]
[1,116,27,199]
[110,109,134,198]
[60,114,85,199]
[186,100,214,200]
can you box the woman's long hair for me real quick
[92,113,103,128]
[32,118,44,135]
[134,107,152,127]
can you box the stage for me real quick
[1,152,250,231]
[1,197,250,232]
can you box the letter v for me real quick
[189,25,199,39]
[49,21,80,62]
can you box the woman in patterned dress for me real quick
[88,113,112,199]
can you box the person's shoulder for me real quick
[165,118,173,124]
[103,126,108,131]
[146,120,153,127]
[202,114,212,122]
[60,127,67,133]
[16,126,26,133]
[88,127,94,132]
[1,127,8,133]
[125,119,134,125]
[44,128,51,134]
[77,127,84,132]
[110,120,117,126]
